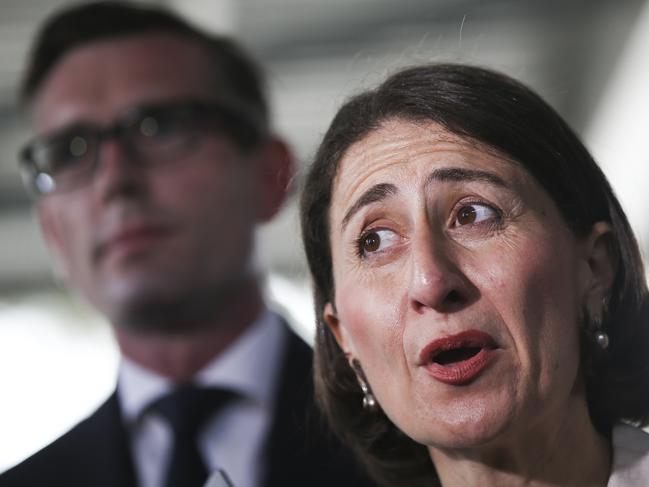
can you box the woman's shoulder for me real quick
[608,423,649,487]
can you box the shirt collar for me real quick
[117,309,287,423]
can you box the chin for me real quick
[416,423,516,455]
[94,280,187,329]
[398,392,518,452]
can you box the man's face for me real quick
[33,34,281,330]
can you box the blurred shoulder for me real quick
[0,393,134,487]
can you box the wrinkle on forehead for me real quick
[331,119,517,221]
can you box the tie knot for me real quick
[148,385,233,436]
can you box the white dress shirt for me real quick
[117,310,287,487]
[608,423,649,486]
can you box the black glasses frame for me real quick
[19,98,265,196]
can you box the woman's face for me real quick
[325,119,605,451]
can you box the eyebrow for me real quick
[425,167,508,188]
[340,167,509,231]
[341,183,397,230]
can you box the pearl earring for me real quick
[592,299,610,349]
[350,359,378,410]
[595,330,610,349]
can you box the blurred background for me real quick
[1,0,648,471]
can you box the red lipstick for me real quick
[419,330,497,385]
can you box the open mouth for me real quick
[420,330,498,385]
[432,346,483,365]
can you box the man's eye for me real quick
[68,136,88,157]
[357,228,400,257]
[137,113,182,138]
[46,134,92,172]
[139,116,162,137]
[453,203,499,226]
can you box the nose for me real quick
[93,137,147,202]
[408,230,473,314]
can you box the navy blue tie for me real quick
[149,385,233,487]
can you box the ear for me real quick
[254,136,294,222]
[324,301,356,357]
[582,221,616,310]
[37,203,69,281]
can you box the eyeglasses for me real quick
[19,98,264,196]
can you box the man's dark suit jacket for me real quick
[0,327,376,487]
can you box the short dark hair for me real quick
[300,63,649,486]
[21,0,268,134]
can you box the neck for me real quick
[430,398,611,487]
[114,282,264,383]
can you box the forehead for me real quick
[32,33,215,132]
[332,119,523,209]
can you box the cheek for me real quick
[44,201,91,267]
[334,274,406,383]
[163,153,254,211]
[158,161,223,200]
[481,233,582,389]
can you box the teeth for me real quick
[433,347,482,365]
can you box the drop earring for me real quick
[350,359,378,410]
[592,298,610,349]
[593,315,609,349]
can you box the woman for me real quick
[300,64,649,486]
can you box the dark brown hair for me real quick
[21,1,268,139]
[300,63,649,486]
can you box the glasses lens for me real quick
[126,105,199,158]
[26,127,98,195]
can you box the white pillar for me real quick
[586,0,649,256]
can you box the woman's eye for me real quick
[358,229,400,256]
[454,203,499,226]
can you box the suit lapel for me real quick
[71,391,137,487]
[263,324,374,487]
[263,327,315,486]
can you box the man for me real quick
[0,2,374,487]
